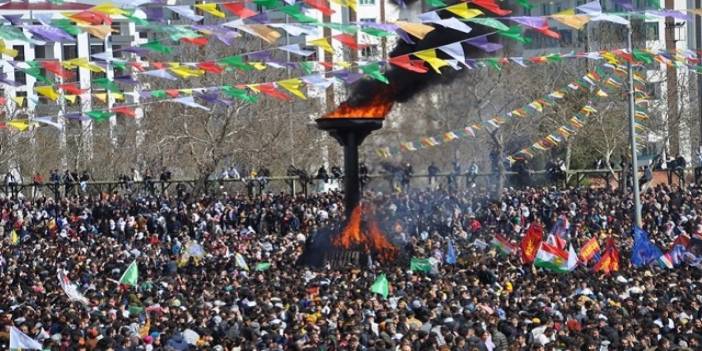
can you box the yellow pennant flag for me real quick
[445,3,483,19]
[64,95,77,104]
[241,24,281,43]
[551,9,590,30]
[36,86,60,101]
[395,21,435,40]
[0,39,18,58]
[93,93,108,103]
[277,79,307,100]
[169,66,205,78]
[309,38,334,53]
[64,58,104,72]
[246,84,261,93]
[195,3,226,18]
[595,89,608,97]
[80,25,114,39]
[337,61,353,69]
[8,120,29,132]
[414,49,448,74]
[249,62,267,70]
[12,96,24,107]
[10,229,20,244]
[180,89,193,95]
[112,92,124,101]
[601,52,619,64]
[330,0,357,11]
[90,3,126,15]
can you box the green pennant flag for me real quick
[112,61,127,71]
[52,19,80,36]
[92,78,121,92]
[253,0,282,9]
[87,110,113,122]
[150,90,167,99]
[361,27,392,37]
[485,58,502,71]
[23,62,51,84]
[222,86,258,103]
[255,262,271,271]
[498,26,531,44]
[425,0,447,7]
[278,5,318,23]
[410,257,432,273]
[632,49,654,64]
[320,22,358,34]
[124,12,149,26]
[0,26,33,43]
[646,0,661,9]
[516,0,533,10]
[370,273,389,299]
[142,40,172,54]
[298,61,315,75]
[164,26,202,41]
[119,260,139,286]
[218,55,254,71]
[468,18,510,32]
[360,63,389,84]
[545,54,562,62]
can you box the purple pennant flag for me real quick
[114,75,138,84]
[394,29,415,44]
[191,25,240,45]
[615,0,634,10]
[332,70,363,84]
[247,51,272,61]
[197,91,220,103]
[122,47,150,55]
[142,7,165,22]
[649,10,689,20]
[64,112,88,121]
[247,12,270,24]
[26,25,75,42]
[509,16,546,29]
[0,73,20,87]
[216,98,234,106]
[139,91,152,100]
[3,15,22,25]
[465,36,502,53]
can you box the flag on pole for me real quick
[410,257,433,273]
[119,260,139,287]
[631,227,662,267]
[255,262,271,271]
[10,326,43,350]
[491,234,517,255]
[10,229,20,245]
[578,237,601,263]
[57,271,89,304]
[520,223,543,264]
[534,242,570,273]
[370,273,389,299]
[445,239,457,265]
[235,253,249,271]
[594,238,620,274]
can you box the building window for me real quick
[541,4,548,15]
[644,22,659,41]
[111,22,122,36]
[112,44,122,59]
[34,45,47,59]
[90,44,106,80]
[359,0,375,5]
[15,91,26,108]
[360,18,376,23]
[13,45,26,85]
[361,45,378,59]
[63,44,80,82]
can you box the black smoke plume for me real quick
[345,0,515,107]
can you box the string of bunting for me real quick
[374,63,640,158]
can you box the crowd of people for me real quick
[1,181,702,350]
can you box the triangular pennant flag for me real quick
[472,0,512,15]
[304,0,334,16]
[551,9,590,29]
[438,42,467,67]
[12,96,25,107]
[394,21,435,39]
[333,34,368,49]
[239,24,281,43]
[255,83,290,100]
[577,0,602,15]
[64,95,77,104]
[389,54,429,73]
[168,5,204,21]
[8,119,30,131]
[222,2,257,18]
[309,37,334,53]
[112,106,137,117]
[35,86,60,101]
[119,260,139,286]
[468,17,510,31]
[173,96,210,111]
[445,3,483,19]
[194,3,226,18]
[360,62,389,84]
[170,66,205,78]
[414,49,448,73]
[10,326,43,350]
[279,44,315,56]
[277,79,307,99]
[80,24,114,39]
[93,93,108,103]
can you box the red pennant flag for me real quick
[166,89,180,98]
[197,61,224,74]
[319,61,333,70]
[389,54,428,73]
[520,222,543,264]
[180,37,209,46]
[304,0,334,16]
[222,2,257,18]
[71,11,112,25]
[471,0,512,16]
[0,97,5,105]
[112,106,136,117]
[152,62,165,70]
[537,24,561,39]
[594,238,620,274]
[41,60,74,79]
[130,62,145,72]
[0,122,6,129]
[529,56,547,64]
[617,51,634,63]
[333,34,368,50]
[257,83,290,101]
[59,83,87,95]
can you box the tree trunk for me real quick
[565,139,573,183]
[495,138,505,200]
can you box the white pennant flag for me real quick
[57,271,89,305]
[269,23,319,36]
[432,18,472,34]
[173,96,210,111]
[141,69,177,80]
[302,74,333,89]
[438,42,467,67]
[591,14,630,26]
[168,6,204,22]
[10,326,43,350]
[33,116,62,130]
[418,11,441,23]
[279,44,315,56]
[511,57,527,67]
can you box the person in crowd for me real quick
[427,162,440,190]
[467,161,479,188]
[79,170,91,194]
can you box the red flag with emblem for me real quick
[520,222,543,264]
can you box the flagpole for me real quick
[626,22,642,228]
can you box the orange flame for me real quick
[323,87,394,119]
[332,203,398,262]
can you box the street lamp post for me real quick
[626,23,642,228]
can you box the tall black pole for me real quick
[343,131,360,216]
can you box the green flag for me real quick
[468,18,510,32]
[370,273,389,299]
[255,262,271,271]
[410,257,432,273]
[142,40,172,54]
[86,110,113,122]
[516,0,533,10]
[218,55,253,71]
[361,63,389,84]
[498,26,532,44]
[119,260,139,287]
[425,0,447,7]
